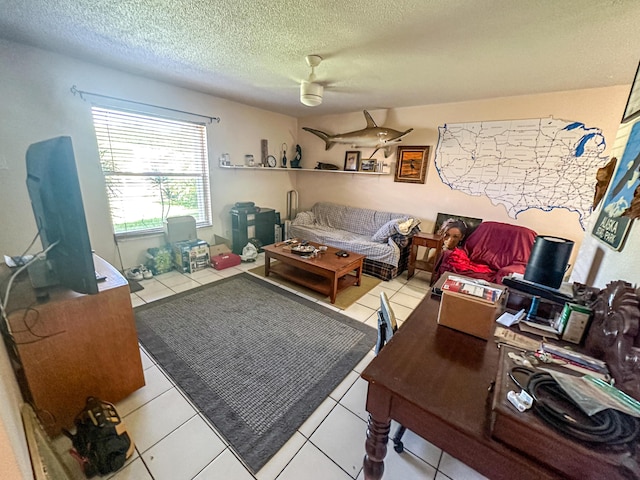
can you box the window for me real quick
[91,107,211,236]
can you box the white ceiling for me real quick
[1,0,640,118]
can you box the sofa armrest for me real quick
[390,232,410,248]
[292,211,315,226]
[495,264,527,283]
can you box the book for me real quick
[441,275,504,303]
[542,343,608,374]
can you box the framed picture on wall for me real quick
[622,60,640,123]
[344,151,360,171]
[394,146,430,183]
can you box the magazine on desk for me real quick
[441,275,504,303]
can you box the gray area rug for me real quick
[134,273,377,473]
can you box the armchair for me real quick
[434,221,537,284]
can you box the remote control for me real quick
[335,250,349,257]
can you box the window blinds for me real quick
[91,107,211,236]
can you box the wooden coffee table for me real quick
[262,242,365,304]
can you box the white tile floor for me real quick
[54,255,488,480]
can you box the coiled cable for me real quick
[526,371,640,445]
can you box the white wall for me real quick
[295,87,629,271]
[0,39,299,269]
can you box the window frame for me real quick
[91,106,212,238]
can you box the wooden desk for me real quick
[361,294,563,480]
[4,255,145,437]
[407,232,442,284]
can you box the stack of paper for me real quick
[441,275,504,302]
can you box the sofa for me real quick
[434,221,537,284]
[290,202,420,280]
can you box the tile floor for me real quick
[54,255,488,480]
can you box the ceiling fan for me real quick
[300,55,323,107]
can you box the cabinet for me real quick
[231,206,276,254]
[4,255,145,437]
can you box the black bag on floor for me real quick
[63,396,134,478]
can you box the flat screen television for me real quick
[26,136,99,295]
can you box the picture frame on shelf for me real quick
[394,145,430,184]
[622,60,640,124]
[344,151,361,171]
[360,159,375,172]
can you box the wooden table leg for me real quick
[355,262,362,286]
[330,274,338,304]
[407,242,418,279]
[264,252,271,276]
[430,242,442,286]
[363,414,390,480]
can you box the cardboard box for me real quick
[209,243,232,257]
[173,239,210,273]
[436,273,507,340]
[558,303,592,344]
[145,246,174,275]
[165,216,197,243]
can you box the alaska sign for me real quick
[592,121,640,250]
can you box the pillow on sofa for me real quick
[397,218,415,234]
[372,218,418,242]
[293,211,315,225]
[372,218,407,242]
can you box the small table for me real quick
[262,242,365,304]
[407,232,443,283]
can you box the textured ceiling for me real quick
[1,0,640,117]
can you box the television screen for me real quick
[26,136,98,295]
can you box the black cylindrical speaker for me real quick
[524,236,574,289]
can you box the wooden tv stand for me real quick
[4,255,145,437]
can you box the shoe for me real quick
[126,267,143,281]
[140,265,153,280]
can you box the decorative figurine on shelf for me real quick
[291,144,302,168]
[281,143,287,168]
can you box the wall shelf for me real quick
[219,165,390,175]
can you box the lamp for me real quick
[300,81,323,106]
[300,55,323,107]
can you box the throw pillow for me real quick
[293,211,315,225]
[397,218,414,235]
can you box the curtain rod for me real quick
[70,85,221,124]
